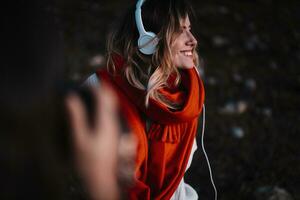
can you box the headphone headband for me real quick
[135,0,147,35]
[135,0,158,55]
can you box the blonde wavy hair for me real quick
[106,0,199,109]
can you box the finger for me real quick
[118,134,137,158]
[96,83,120,164]
[95,83,119,134]
[66,93,90,146]
[118,133,137,166]
[117,134,137,187]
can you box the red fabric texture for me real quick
[96,55,205,200]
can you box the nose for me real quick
[186,31,197,47]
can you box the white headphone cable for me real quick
[201,104,218,200]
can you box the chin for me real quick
[181,61,195,68]
[173,58,194,69]
[182,65,194,69]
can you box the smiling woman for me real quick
[84,0,205,199]
[171,16,198,69]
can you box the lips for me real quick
[180,50,193,57]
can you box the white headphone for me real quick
[135,0,158,55]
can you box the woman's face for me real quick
[171,16,197,69]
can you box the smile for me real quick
[180,50,193,57]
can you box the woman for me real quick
[85,0,205,199]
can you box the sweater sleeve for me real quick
[82,73,100,88]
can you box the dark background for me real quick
[57,0,300,199]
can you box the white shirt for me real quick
[170,139,198,200]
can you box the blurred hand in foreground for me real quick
[66,84,136,200]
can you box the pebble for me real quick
[245,78,257,91]
[89,54,105,67]
[262,107,272,117]
[219,100,248,114]
[231,126,245,139]
[255,186,294,200]
[212,35,229,47]
[206,76,217,86]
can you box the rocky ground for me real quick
[58,0,300,199]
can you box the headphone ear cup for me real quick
[138,32,158,55]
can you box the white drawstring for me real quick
[201,104,218,200]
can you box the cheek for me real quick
[170,37,183,53]
[171,50,180,61]
[171,44,179,55]
[171,44,182,62]
[172,54,179,65]
[172,53,185,68]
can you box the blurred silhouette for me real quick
[66,84,135,200]
[0,1,70,200]
[0,1,135,200]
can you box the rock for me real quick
[219,101,235,114]
[245,35,259,51]
[219,100,248,114]
[245,78,257,91]
[218,6,229,14]
[231,126,245,139]
[262,107,272,117]
[212,35,229,47]
[228,47,237,56]
[237,101,248,114]
[233,13,243,22]
[269,187,294,200]
[270,61,278,70]
[255,186,294,200]
[233,73,242,82]
[206,76,217,86]
[89,54,105,67]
